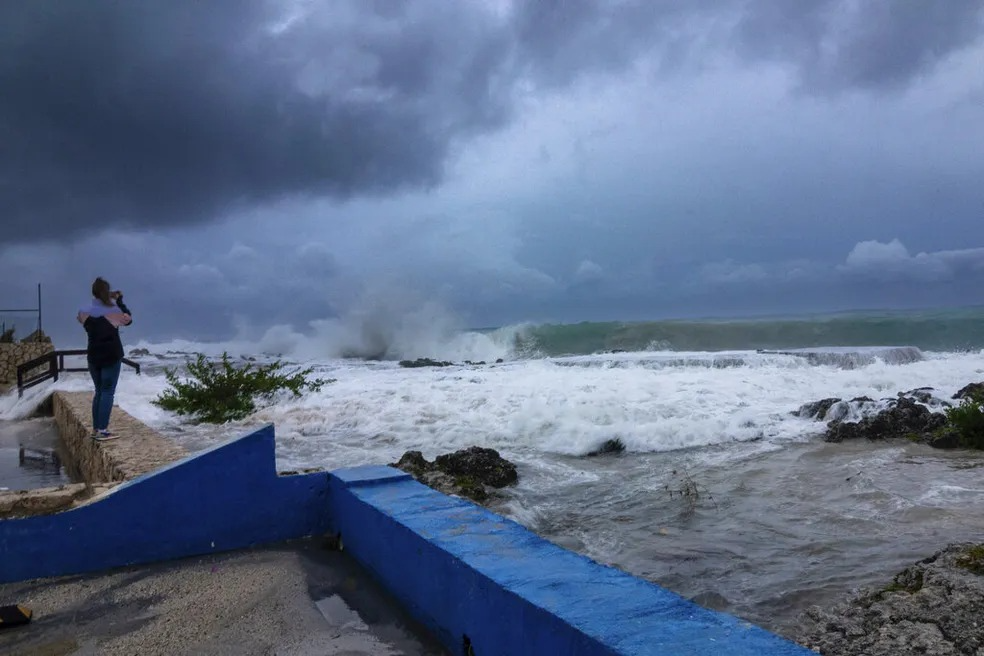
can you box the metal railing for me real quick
[1,283,43,340]
[16,349,141,397]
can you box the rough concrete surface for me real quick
[0,540,448,656]
[53,391,188,484]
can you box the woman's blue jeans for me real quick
[88,360,122,431]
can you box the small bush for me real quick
[0,327,14,343]
[664,468,716,516]
[943,389,984,449]
[152,352,332,424]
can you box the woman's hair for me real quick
[92,277,112,306]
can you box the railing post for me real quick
[51,352,58,383]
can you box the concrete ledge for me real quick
[329,466,813,656]
[0,425,330,583]
[0,483,89,518]
[52,391,188,483]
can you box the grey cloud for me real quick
[697,260,769,286]
[734,0,984,91]
[4,0,982,245]
[839,239,984,282]
[572,260,604,285]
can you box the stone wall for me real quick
[0,342,54,391]
[52,391,188,483]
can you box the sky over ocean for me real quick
[2,1,984,346]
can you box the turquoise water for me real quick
[503,307,984,357]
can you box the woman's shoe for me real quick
[92,430,119,442]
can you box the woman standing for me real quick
[77,277,132,441]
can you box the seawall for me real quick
[52,391,188,483]
[328,466,812,655]
[1,397,813,655]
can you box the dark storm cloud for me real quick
[1,0,514,242]
[3,0,982,244]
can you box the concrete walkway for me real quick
[0,540,448,656]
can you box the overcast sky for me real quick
[3,0,984,349]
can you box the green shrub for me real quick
[152,352,332,424]
[943,389,984,450]
[0,327,14,343]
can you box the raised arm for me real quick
[115,294,133,326]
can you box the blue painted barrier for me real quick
[2,423,813,654]
[328,466,813,656]
[0,425,329,583]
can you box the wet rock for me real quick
[586,438,626,456]
[953,382,984,400]
[795,543,984,656]
[129,347,151,356]
[926,425,962,449]
[434,446,518,488]
[795,398,842,420]
[899,387,936,404]
[390,447,518,505]
[824,397,947,444]
[398,357,454,368]
[392,450,430,478]
[899,387,952,410]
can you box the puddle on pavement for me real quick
[0,418,75,491]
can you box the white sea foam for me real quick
[3,346,976,472]
[4,343,982,473]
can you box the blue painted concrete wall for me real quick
[329,466,813,656]
[0,425,329,583]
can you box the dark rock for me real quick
[899,386,935,402]
[463,360,486,365]
[495,358,504,364]
[927,426,962,449]
[129,347,151,356]
[399,358,454,368]
[824,397,947,444]
[795,543,984,656]
[392,450,430,477]
[390,446,518,504]
[795,398,842,420]
[953,382,984,400]
[586,438,626,456]
[899,387,951,409]
[850,396,874,403]
[434,446,518,488]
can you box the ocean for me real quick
[3,307,984,636]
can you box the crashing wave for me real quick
[756,346,924,369]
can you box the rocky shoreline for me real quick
[790,380,984,654]
[794,543,984,655]
[795,380,984,450]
